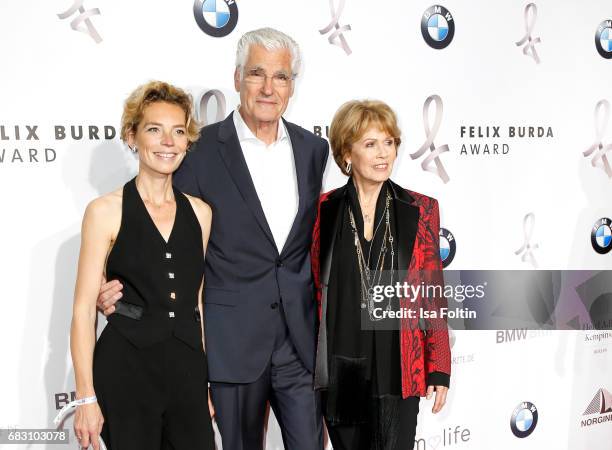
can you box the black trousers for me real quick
[93,324,214,450]
[210,306,323,450]
[326,396,420,450]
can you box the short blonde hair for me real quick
[120,81,200,146]
[329,100,401,176]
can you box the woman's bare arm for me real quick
[188,194,213,419]
[70,194,120,449]
[187,195,212,347]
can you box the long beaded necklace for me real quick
[348,190,395,322]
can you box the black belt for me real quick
[114,301,201,322]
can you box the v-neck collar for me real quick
[346,178,389,243]
[131,177,178,246]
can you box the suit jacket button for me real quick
[276,258,283,268]
[270,302,279,309]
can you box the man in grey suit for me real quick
[98,28,328,450]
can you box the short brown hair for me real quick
[329,100,401,176]
[120,81,200,146]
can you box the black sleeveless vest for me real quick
[105,177,205,349]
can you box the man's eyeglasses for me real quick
[243,68,295,88]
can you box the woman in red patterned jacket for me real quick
[311,100,451,450]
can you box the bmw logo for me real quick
[439,227,456,268]
[510,401,538,438]
[595,20,612,59]
[591,217,612,254]
[421,5,455,50]
[193,0,238,38]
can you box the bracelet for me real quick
[53,395,107,450]
[53,395,97,425]
[74,395,98,406]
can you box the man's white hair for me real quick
[235,27,301,78]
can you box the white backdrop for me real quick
[1,1,611,449]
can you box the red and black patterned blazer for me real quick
[311,179,451,398]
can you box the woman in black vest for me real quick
[69,81,214,450]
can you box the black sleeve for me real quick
[427,371,450,388]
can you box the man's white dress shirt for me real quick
[233,108,299,252]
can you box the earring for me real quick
[131,145,138,153]
[345,162,352,174]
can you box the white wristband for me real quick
[53,395,98,425]
[53,395,107,450]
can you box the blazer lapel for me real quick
[319,186,346,286]
[388,180,420,276]
[217,112,276,251]
[280,120,308,256]
[314,185,345,390]
[319,180,420,282]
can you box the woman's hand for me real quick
[426,385,448,414]
[74,402,104,449]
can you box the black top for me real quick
[105,177,205,350]
[324,179,401,427]
[345,179,402,396]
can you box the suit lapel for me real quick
[280,120,308,256]
[388,180,420,276]
[216,112,276,251]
